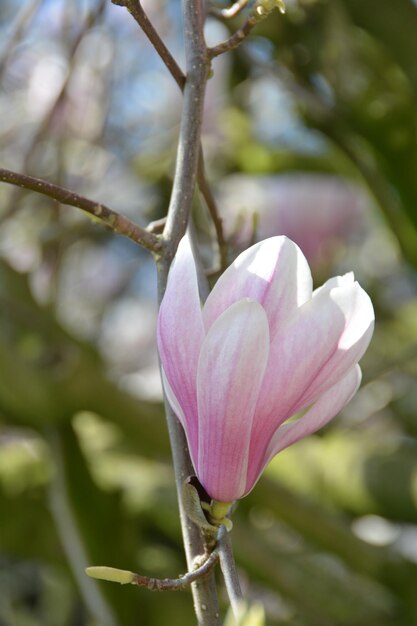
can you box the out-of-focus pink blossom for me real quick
[219,174,369,269]
[157,236,374,503]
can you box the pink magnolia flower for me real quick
[157,236,374,503]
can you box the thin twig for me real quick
[111,0,185,90]
[188,220,211,302]
[112,0,228,270]
[210,0,250,20]
[208,1,286,59]
[197,148,228,269]
[208,13,258,59]
[217,526,244,618]
[133,550,219,591]
[86,549,219,591]
[0,169,162,253]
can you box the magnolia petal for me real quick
[257,276,373,420]
[265,364,361,462]
[246,278,372,478]
[197,299,270,501]
[312,272,355,298]
[294,279,374,409]
[202,236,312,338]
[157,236,204,454]
[244,365,361,495]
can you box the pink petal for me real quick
[197,299,270,501]
[247,277,373,475]
[157,237,204,456]
[312,272,355,298]
[295,277,374,408]
[245,365,362,494]
[202,236,312,338]
[265,364,362,461]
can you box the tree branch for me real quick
[217,526,244,618]
[160,3,209,259]
[111,0,185,90]
[86,549,219,591]
[208,13,259,59]
[0,168,162,253]
[197,148,228,270]
[208,1,286,59]
[134,550,219,591]
[151,0,222,623]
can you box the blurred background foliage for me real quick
[1,0,417,624]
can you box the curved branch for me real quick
[208,2,286,59]
[86,549,219,591]
[111,0,185,90]
[134,550,219,591]
[0,169,162,253]
[208,13,258,59]
[197,148,228,270]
